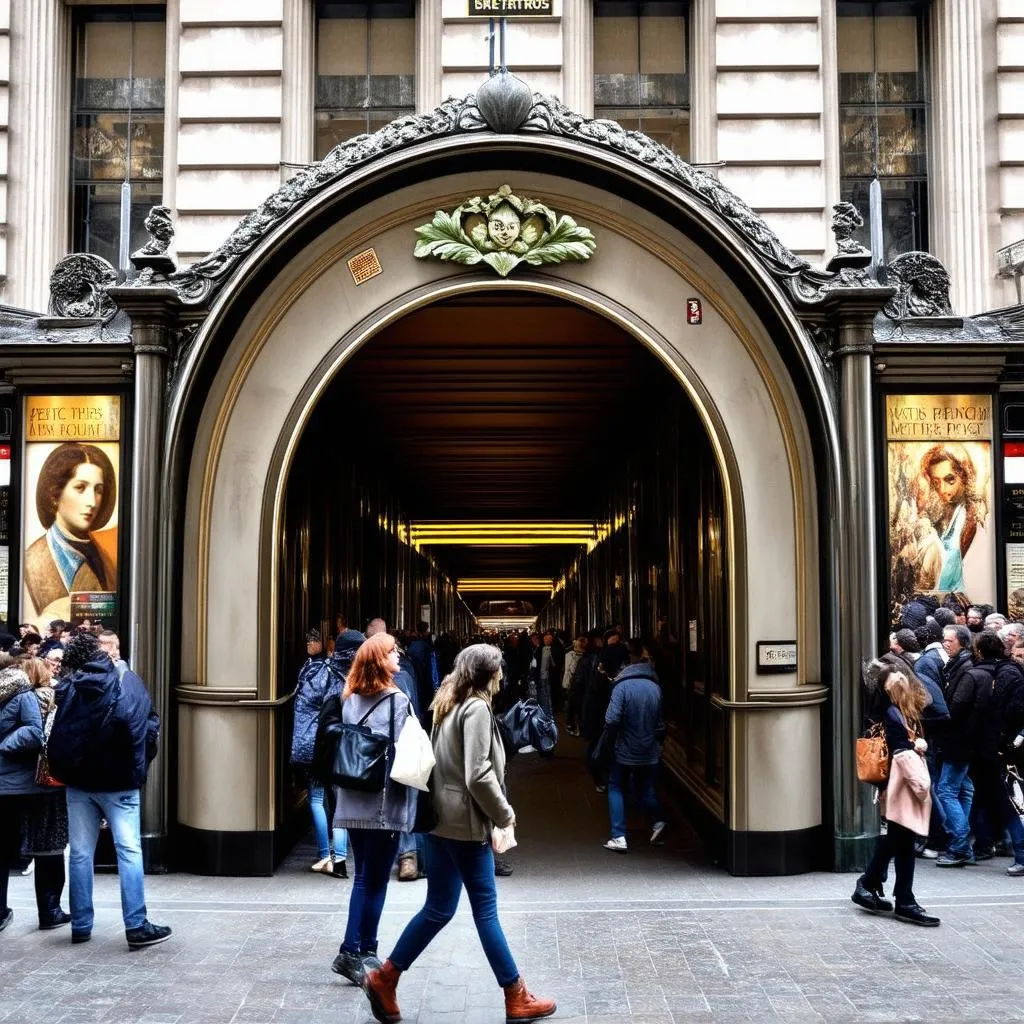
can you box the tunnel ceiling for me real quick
[317,293,674,587]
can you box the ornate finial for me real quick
[882,251,954,319]
[414,184,596,277]
[826,201,871,273]
[476,70,533,133]
[48,253,118,320]
[131,205,177,282]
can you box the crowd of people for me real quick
[0,618,169,948]
[853,593,1024,929]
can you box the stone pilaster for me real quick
[562,0,593,117]
[931,0,991,315]
[281,0,314,173]
[416,0,443,113]
[6,0,70,311]
[106,284,180,873]
[690,0,716,164]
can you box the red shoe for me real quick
[504,976,556,1022]
[363,959,402,1023]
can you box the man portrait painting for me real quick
[23,442,117,621]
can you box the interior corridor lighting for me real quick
[476,616,539,629]
[409,521,599,547]
[457,578,554,593]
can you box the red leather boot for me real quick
[503,976,557,1022]
[363,959,402,1023]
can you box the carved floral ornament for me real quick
[413,184,596,277]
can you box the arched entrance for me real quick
[170,146,832,875]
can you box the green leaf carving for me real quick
[413,187,597,277]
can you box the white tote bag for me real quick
[390,714,436,791]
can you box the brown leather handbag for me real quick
[856,722,889,785]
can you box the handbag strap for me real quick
[355,691,397,728]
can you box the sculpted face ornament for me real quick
[414,184,596,277]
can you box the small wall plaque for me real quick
[347,248,382,285]
[469,0,553,14]
[756,641,797,674]
[686,298,702,325]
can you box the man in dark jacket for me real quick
[935,625,990,866]
[602,640,666,854]
[47,632,170,949]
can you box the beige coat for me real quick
[883,749,932,838]
[430,695,514,841]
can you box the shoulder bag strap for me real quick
[355,691,397,727]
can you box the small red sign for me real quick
[1007,442,1024,457]
[686,298,702,325]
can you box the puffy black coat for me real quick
[942,650,992,764]
[988,657,1024,755]
[48,654,159,792]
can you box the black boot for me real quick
[894,903,940,927]
[851,876,893,914]
[37,890,70,930]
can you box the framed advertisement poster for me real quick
[21,395,121,627]
[886,394,994,622]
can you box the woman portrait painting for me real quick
[888,440,992,611]
[23,442,118,622]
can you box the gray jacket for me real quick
[333,688,418,833]
[431,695,513,841]
[605,662,664,766]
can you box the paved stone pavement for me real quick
[4,738,1024,1023]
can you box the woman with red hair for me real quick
[330,632,417,988]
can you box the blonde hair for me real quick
[22,657,52,689]
[883,669,929,734]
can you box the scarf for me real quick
[47,523,109,592]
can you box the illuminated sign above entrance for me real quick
[469,0,553,14]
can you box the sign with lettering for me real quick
[468,0,553,13]
[756,641,797,674]
[25,395,121,442]
[884,394,994,622]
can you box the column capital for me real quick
[810,285,896,357]
[106,285,182,358]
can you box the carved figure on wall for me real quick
[883,251,953,319]
[133,205,174,257]
[413,184,596,277]
[48,254,118,320]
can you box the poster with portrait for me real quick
[886,395,994,623]
[21,396,121,627]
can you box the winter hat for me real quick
[900,601,928,630]
[894,628,921,653]
[62,631,100,674]
[933,607,956,627]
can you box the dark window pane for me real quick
[315,73,415,109]
[840,178,927,261]
[73,112,164,183]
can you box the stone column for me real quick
[820,284,894,870]
[689,0,716,164]
[416,0,443,113]
[561,0,593,117]
[106,285,180,872]
[7,0,70,311]
[930,0,990,315]
[282,0,314,172]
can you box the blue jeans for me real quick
[66,788,147,934]
[936,760,975,857]
[607,761,663,839]
[390,834,519,987]
[340,828,401,956]
[308,781,348,861]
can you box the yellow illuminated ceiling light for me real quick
[476,615,539,629]
[457,578,554,593]
[410,521,598,547]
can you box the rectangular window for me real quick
[593,2,690,160]
[838,2,928,260]
[315,2,416,160]
[71,7,165,269]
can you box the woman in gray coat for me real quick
[331,632,416,987]
[363,644,555,1024]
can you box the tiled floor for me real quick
[4,740,1024,1023]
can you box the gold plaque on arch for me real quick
[347,248,383,286]
[24,395,121,443]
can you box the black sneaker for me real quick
[894,903,940,927]
[494,856,514,877]
[936,852,969,867]
[39,910,71,931]
[0,908,12,933]
[126,921,172,950]
[331,949,366,985]
[331,859,348,879]
[973,846,995,862]
[71,931,91,944]
[851,876,893,915]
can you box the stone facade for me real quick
[0,1,1018,314]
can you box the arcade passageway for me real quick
[279,293,729,846]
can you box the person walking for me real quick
[562,634,587,736]
[851,666,940,926]
[0,654,71,931]
[362,643,556,1024]
[46,631,171,949]
[291,628,348,877]
[331,632,416,986]
[603,639,667,854]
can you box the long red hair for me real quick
[344,632,398,698]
